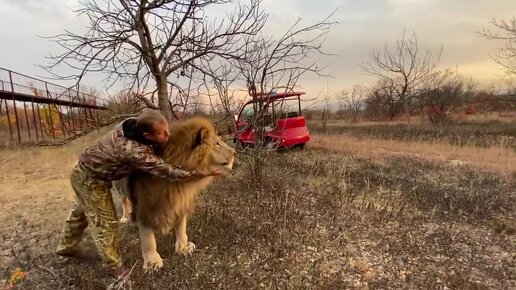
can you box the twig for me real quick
[107,261,138,290]
[36,265,63,288]
[235,148,261,159]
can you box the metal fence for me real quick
[0,67,110,146]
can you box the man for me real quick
[56,109,220,277]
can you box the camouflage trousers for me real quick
[56,163,123,268]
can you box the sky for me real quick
[0,0,514,101]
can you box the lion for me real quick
[113,116,236,270]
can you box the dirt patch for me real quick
[0,129,107,236]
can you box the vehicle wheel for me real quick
[297,143,306,150]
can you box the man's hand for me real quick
[167,168,222,182]
[190,169,223,178]
[208,168,223,176]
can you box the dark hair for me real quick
[136,109,167,133]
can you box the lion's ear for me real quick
[193,127,208,149]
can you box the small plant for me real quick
[6,268,28,289]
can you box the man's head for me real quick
[137,109,170,144]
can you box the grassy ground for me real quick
[309,119,516,149]
[1,123,515,289]
[310,135,516,178]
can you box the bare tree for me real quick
[335,90,349,120]
[417,68,477,123]
[320,87,331,131]
[336,97,346,119]
[42,0,267,120]
[107,90,146,115]
[201,62,241,118]
[237,12,336,96]
[237,12,336,135]
[361,30,441,127]
[363,78,401,121]
[338,85,364,123]
[480,16,516,76]
[231,11,337,178]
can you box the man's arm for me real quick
[127,145,200,182]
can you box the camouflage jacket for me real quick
[78,117,191,182]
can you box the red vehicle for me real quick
[233,91,310,150]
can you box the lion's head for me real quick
[157,117,235,175]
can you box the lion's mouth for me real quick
[219,160,234,172]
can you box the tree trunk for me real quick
[352,110,359,123]
[156,76,171,121]
[419,102,426,124]
[402,96,411,128]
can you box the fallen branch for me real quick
[36,265,62,288]
[107,261,138,290]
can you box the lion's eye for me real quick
[216,142,221,147]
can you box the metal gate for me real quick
[0,67,110,147]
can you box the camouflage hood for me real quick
[121,118,155,146]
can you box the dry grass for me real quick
[1,124,515,289]
[309,119,516,150]
[311,134,516,179]
[309,119,420,127]
[0,128,107,241]
[310,112,516,127]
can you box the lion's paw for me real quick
[175,241,196,255]
[142,252,163,271]
[119,216,131,224]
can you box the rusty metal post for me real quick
[66,105,74,138]
[75,90,84,131]
[3,99,13,141]
[23,101,31,141]
[68,90,78,135]
[81,93,91,129]
[8,70,22,144]
[94,110,100,133]
[64,105,71,137]
[36,103,44,140]
[81,100,86,130]
[77,108,84,131]
[31,100,39,141]
[44,82,56,141]
[88,108,95,130]
[57,103,67,140]
[73,108,79,133]
[75,86,84,131]
[58,88,72,139]
[46,104,55,140]
[298,95,301,116]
